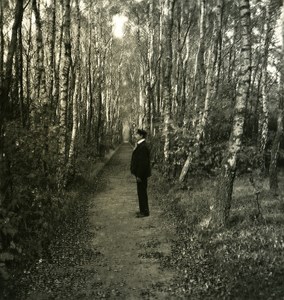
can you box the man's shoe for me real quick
[136,212,149,218]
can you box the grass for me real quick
[151,170,284,299]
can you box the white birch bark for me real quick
[258,1,274,169]
[163,0,174,164]
[212,0,251,226]
[58,0,71,189]
[67,0,80,174]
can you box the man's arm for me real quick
[136,145,150,179]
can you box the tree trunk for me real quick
[138,64,144,129]
[58,0,72,190]
[32,0,48,104]
[17,25,24,126]
[0,0,24,122]
[212,0,251,227]
[213,0,223,96]
[163,0,175,164]
[179,1,222,182]
[66,0,80,180]
[179,43,214,182]
[269,109,283,194]
[53,14,63,124]
[155,0,164,134]
[145,0,155,134]
[32,0,51,182]
[191,0,206,129]
[86,25,93,144]
[269,0,284,194]
[96,85,103,155]
[0,0,24,205]
[25,11,33,128]
[258,1,274,171]
[48,0,57,110]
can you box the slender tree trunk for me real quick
[179,1,221,182]
[66,0,80,180]
[95,51,104,156]
[0,0,24,122]
[0,0,24,205]
[227,19,237,91]
[136,20,146,129]
[145,0,155,134]
[32,0,48,103]
[48,0,57,109]
[58,0,72,190]
[138,63,144,128]
[269,108,283,194]
[17,25,24,127]
[87,40,93,144]
[25,10,32,128]
[258,1,274,171]
[181,4,198,130]
[269,0,284,194]
[155,0,164,133]
[163,0,175,164]
[94,18,106,156]
[182,34,190,130]
[191,0,206,129]
[179,43,214,182]
[53,9,64,124]
[175,0,188,125]
[213,0,223,96]
[212,0,251,227]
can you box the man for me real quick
[130,129,151,218]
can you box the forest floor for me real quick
[3,143,284,299]
[6,143,176,299]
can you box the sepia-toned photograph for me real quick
[1,0,284,299]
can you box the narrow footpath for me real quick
[19,142,176,300]
[87,142,174,299]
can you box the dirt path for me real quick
[87,142,174,299]
[13,143,175,300]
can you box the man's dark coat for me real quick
[131,140,151,216]
[130,141,151,179]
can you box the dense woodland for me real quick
[1,0,284,295]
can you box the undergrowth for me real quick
[151,171,284,299]
[0,154,101,300]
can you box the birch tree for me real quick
[212,0,252,226]
[257,0,277,172]
[163,0,175,164]
[269,0,284,194]
[179,0,223,182]
[57,0,72,189]
[145,0,156,134]
[66,0,81,179]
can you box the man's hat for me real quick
[136,129,147,138]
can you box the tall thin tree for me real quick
[212,0,252,226]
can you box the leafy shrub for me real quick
[0,121,66,282]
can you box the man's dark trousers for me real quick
[137,178,149,216]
